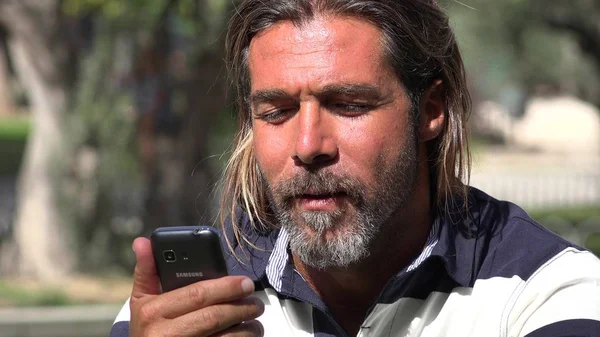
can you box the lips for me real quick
[295,192,347,211]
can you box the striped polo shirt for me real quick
[110,188,600,337]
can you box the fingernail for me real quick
[241,278,254,294]
[254,297,265,314]
[257,320,264,335]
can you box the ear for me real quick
[418,79,445,142]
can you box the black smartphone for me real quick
[151,226,228,292]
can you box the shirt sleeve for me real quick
[109,298,131,337]
[505,248,600,337]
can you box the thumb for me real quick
[131,237,161,299]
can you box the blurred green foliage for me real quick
[0,116,30,175]
[0,281,71,307]
[446,0,600,108]
[530,206,600,256]
[58,22,141,274]
[53,0,234,274]
[68,25,139,181]
[0,116,30,141]
[62,0,228,36]
[530,206,600,224]
[586,233,600,257]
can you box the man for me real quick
[111,1,600,336]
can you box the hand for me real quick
[129,237,264,337]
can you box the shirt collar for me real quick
[265,228,290,291]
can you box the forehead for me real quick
[247,16,391,92]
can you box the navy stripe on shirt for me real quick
[524,319,600,337]
[109,321,129,337]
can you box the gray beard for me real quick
[265,129,418,270]
[278,207,376,269]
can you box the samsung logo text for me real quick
[176,272,203,278]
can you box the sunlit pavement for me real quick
[470,149,600,210]
[0,305,121,337]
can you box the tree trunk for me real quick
[0,29,15,116]
[180,50,227,226]
[140,1,227,233]
[0,1,77,283]
[141,48,226,233]
[176,1,230,228]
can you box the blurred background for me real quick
[0,0,598,336]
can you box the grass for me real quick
[0,275,132,307]
[529,205,600,225]
[0,115,30,175]
[529,205,600,256]
[469,134,506,157]
[0,281,71,307]
[586,233,600,256]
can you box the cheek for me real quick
[252,126,290,179]
[339,117,409,177]
[338,124,386,174]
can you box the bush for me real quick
[0,116,30,175]
[530,205,600,256]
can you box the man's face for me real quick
[248,17,419,269]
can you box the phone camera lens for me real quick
[163,250,176,262]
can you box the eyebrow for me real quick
[316,83,384,101]
[249,89,291,110]
[249,83,385,110]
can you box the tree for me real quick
[0,0,80,282]
[447,0,600,110]
[535,1,600,65]
[60,0,233,265]
[0,26,16,116]
[0,0,235,283]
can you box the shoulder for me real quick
[456,189,600,335]
[505,245,600,336]
[464,187,592,283]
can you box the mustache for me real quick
[271,170,366,205]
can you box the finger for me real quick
[212,320,264,337]
[156,276,256,318]
[172,297,265,337]
[131,237,161,299]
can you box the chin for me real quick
[287,216,375,270]
[296,210,347,234]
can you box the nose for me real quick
[293,102,338,166]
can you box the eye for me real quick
[327,101,373,116]
[254,107,297,124]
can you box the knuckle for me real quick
[243,299,262,319]
[132,266,148,284]
[137,303,157,323]
[199,307,224,332]
[187,284,210,307]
